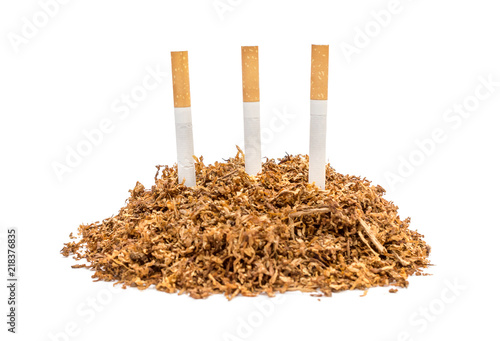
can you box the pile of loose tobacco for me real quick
[62,149,431,299]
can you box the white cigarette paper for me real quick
[174,107,196,187]
[243,102,262,175]
[309,100,327,189]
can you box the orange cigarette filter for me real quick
[171,51,191,108]
[241,46,260,102]
[310,45,329,100]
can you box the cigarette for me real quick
[308,44,329,189]
[241,46,262,176]
[171,51,196,187]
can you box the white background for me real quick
[1,0,499,340]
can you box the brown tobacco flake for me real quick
[61,150,431,300]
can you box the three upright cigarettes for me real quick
[170,45,330,189]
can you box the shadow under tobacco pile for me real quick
[61,149,431,300]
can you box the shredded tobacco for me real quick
[61,149,431,300]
